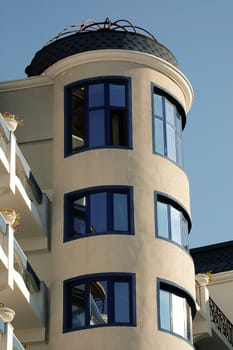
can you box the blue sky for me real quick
[1,0,233,248]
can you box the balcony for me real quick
[0,114,51,251]
[0,316,25,350]
[0,215,48,344]
[193,274,233,350]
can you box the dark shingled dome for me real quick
[25,18,179,77]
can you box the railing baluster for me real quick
[209,297,233,345]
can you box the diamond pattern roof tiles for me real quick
[25,31,179,76]
[191,241,233,274]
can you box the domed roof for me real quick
[25,18,179,77]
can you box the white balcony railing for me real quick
[0,212,48,344]
[0,113,51,251]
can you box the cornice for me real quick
[44,49,194,112]
[0,75,53,92]
[210,270,233,285]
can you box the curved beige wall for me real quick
[49,50,195,350]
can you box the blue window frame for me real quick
[152,86,186,167]
[63,273,136,332]
[64,77,132,156]
[64,186,134,241]
[158,280,194,342]
[155,193,191,250]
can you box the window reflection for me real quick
[159,289,171,331]
[109,84,126,107]
[72,284,86,328]
[73,196,86,237]
[88,84,104,107]
[71,86,85,150]
[90,281,108,325]
[172,293,186,337]
[170,206,182,245]
[114,282,130,322]
[113,193,128,231]
[89,110,105,147]
[90,193,107,233]
[157,201,169,239]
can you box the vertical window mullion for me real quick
[162,97,168,156]
[85,86,90,148]
[175,111,183,166]
[167,204,172,240]
[180,212,184,248]
[67,89,73,152]
[108,280,114,323]
[105,83,110,145]
[169,292,173,332]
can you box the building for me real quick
[0,17,219,349]
[191,241,233,350]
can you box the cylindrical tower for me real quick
[26,18,195,350]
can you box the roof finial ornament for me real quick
[105,17,111,29]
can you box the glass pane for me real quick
[176,135,183,167]
[157,201,169,239]
[172,294,185,337]
[154,118,165,155]
[110,84,126,107]
[90,192,107,233]
[113,193,128,231]
[165,99,175,126]
[186,302,192,340]
[182,216,189,250]
[71,87,85,150]
[159,289,171,331]
[88,84,104,107]
[176,112,182,135]
[90,280,108,325]
[166,124,176,162]
[153,94,163,117]
[89,110,105,147]
[114,282,130,322]
[73,196,86,237]
[71,284,86,328]
[111,110,127,146]
[170,206,182,245]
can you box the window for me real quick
[155,193,190,250]
[63,273,136,331]
[152,87,185,167]
[64,77,132,155]
[158,281,193,342]
[64,186,134,241]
